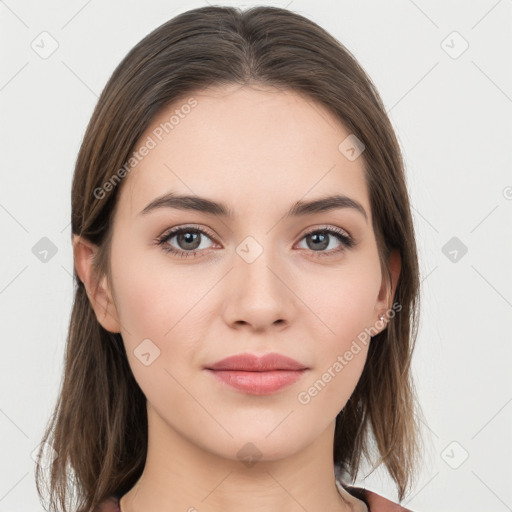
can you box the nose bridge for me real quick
[224,233,292,328]
[236,233,286,297]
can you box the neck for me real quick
[119,405,359,512]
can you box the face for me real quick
[76,83,398,463]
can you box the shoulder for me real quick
[344,484,414,512]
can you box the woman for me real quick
[35,5,423,512]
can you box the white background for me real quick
[1,1,511,511]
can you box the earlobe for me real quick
[72,234,121,333]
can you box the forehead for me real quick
[117,84,370,222]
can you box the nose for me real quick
[221,249,294,333]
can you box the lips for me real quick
[204,352,309,395]
[205,352,308,371]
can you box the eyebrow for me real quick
[139,192,368,222]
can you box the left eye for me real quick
[296,227,355,255]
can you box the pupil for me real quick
[309,233,328,250]
[179,232,200,249]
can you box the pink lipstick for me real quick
[204,352,309,395]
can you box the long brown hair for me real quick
[35,5,423,511]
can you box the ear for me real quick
[72,234,121,333]
[374,249,401,328]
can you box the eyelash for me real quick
[155,224,356,259]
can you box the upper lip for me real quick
[205,352,308,371]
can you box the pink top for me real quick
[91,484,413,511]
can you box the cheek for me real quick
[299,264,380,344]
[109,247,212,386]
[293,266,379,405]
[110,239,193,338]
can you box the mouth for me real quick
[204,352,309,395]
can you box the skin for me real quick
[73,83,400,512]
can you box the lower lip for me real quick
[206,369,307,395]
